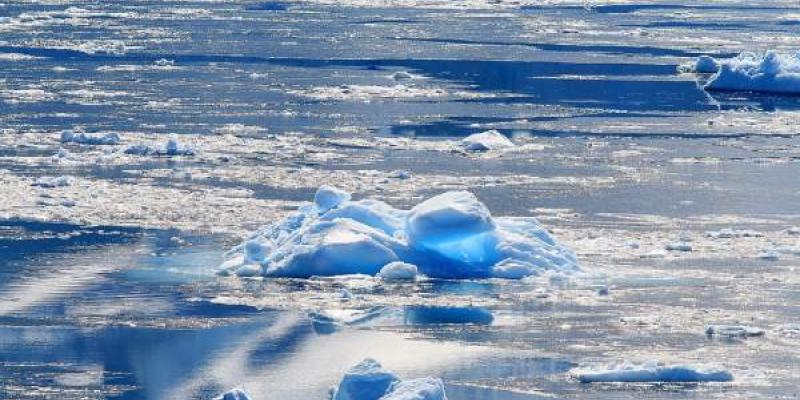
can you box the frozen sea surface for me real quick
[2,0,800,399]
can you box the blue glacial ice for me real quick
[704,51,800,94]
[220,186,578,279]
[332,359,447,400]
[575,361,733,383]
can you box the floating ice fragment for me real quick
[215,388,251,400]
[575,361,733,383]
[32,176,72,188]
[705,325,765,338]
[757,250,779,261]
[378,262,418,280]
[381,377,447,400]
[332,358,399,400]
[392,71,415,81]
[404,306,493,325]
[460,130,515,152]
[388,170,411,179]
[705,228,763,239]
[125,138,194,156]
[704,51,800,94]
[60,130,121,145]
[680,55,719,73]
[220,187,577,279]
[665,242,692,252]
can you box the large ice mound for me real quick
[704,51,800,94]
[575,361,733,383]
[332,359,447,400]
[220,186,578,279]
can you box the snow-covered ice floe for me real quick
[705,325,765,338]
[575,361,733,384]
[215,388,251,400]
[219,186,578,279]
[332,358,447,400]
[703,51,800,94]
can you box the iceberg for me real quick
[220,187,578,279]
[575,361,733,383]
[332,358,399,400]
[460,130,515,152]
[332,359,448,400]
[60,130,121,145]
[215,388,251,400]
[704,51,800,94]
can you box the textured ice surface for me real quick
[576,361,733,383]
[705,51,800,94]
[221,187,578,279]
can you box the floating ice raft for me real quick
[575,361,733,383]
[703,51,800,94]
[220,186,578,279]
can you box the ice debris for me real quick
[705,325,765,338]
[125,138,195,156]
[704,51,800,94]
[460,130,515,152]
[215,388,251,400]
[665,242,692,252]
[575,361,733,383]
[60,130,121,145]
[332,359,447,400]
[378,262,418,281]
[705,228,763,239]
[220,187,578,279]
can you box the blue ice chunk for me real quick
[332,358,399,400]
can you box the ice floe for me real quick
[460,130,515,152]
[332,359,447,400]
[705,228,764,239]
[125,138,195,156]
[705,325,765,338]
[575,361,733,383]
[220,186,578,279]
[704,51,800,94]
[679,55,718,74]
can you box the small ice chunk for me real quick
[32,176,73,188]
[388,170,411,179]
[705,325,765,338]
[575,361,733,383]
[787,227,800,235]
[215,388,251,400]
[378,262,418,280]
[60,130,121,145]
[314,185,351,212]
[460,130,515,152]
[332,358,399,400]
[381,377,447,400]
[705,228,763,239]
[392,71,414,81]
[694,55,719,73]
[757,250,779,260]
[665,242,692,252]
